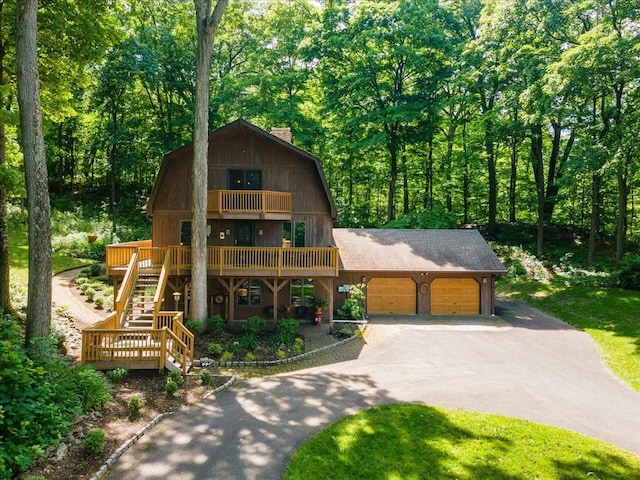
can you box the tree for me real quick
[16,0,52,342]
[191,0,228,321]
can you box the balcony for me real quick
[207,190,292,220]
[106,243,339,278]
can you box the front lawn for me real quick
[284,404,640,480]
[498,279,640,392]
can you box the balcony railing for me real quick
[207,190,292,217]
[106,244,339,277]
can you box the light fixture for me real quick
[482,277,487,284]
[258,228,264,236]
[173,291,182,310]
[207,225,212,236]
[238,288,248,297]
[361,276,366,283]
[225,228,231,235]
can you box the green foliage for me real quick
[292,337,304,355]
[225,341,240,354]
[221,351,234,362]
[94,296,105,309]
[275,318,299,347]
[83,428,106,455]
[69,364,113,412]
[200,369,213,386]
[206,314,225,335]
[0,315,82,476]
[616,254,640,290]
[244,316,266,337]
[127,395,146,419]
[207,342,224,356]
[165,380,179,397]
[85,287,96,301]
[338,284,366,320]
[106,367,129,382]
[241,334,259,352]
[168,370,183,384]
[275,348,286,360]
[384,205,458,229]
[244,351,256,362]
[185,320,203,335]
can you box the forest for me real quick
[2,0,639,262]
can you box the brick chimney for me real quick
[270,127,292,143]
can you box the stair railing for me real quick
[153,250,172,324]
[115,251,139,327]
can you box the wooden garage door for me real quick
[430,278,479,314]
[367,278,416,314]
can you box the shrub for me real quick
[275,348,286,360]
[83,429,106,455]
[75,277,89,286]
[616,253,640,290]
[221,350,234,361]
[206,314,225,335]
[338,283,366,320]
[241,333,259,351]
[127,395,146,418]
[90,263,102,277]
[185,320,203,334]
[275,318,299,346]
[200,369,213,386]
[168,370,183,384]
[225,340,240,353]
[165,380,179,397]
[94,296,104,309]
[69,364,113,412]
[85,287,96,301]
[207,342,224,356]
[0,315,82,476]
[245,351,255,361]
[244,316,266,336]
[106,367,129,382]
[292,337,304,355]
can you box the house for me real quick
[83,119,505,371]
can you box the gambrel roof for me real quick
[333,228,507,273]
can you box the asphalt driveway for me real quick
[107,299,640,479]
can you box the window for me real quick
[282,221,306,247]
[238,280,261,306]
[229,169,262,190]
[180,221,191,245]
[290,278,314,306]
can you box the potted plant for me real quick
[310,296,327,315]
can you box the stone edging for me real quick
[196,330,361,368]
[89,375,235,480]
[88,331,362,479]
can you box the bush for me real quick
[85,287,96,301]
[207,342,224,356]
[200,369,213,386]
[338,283,366,320]
[168,370,183,384]
[0,315,83,477]
[83,429,106,455]
[165,380,179,397]
[225,340,240,354]
[127,395,146,418]
[275,318,299,346]
[69,364,113,412]
[241,334,259,351]
[221,351,234,361]
[244,316,265,336]
[292,337,304,355]
[206,314,225,335]
[616,253,640,290]
[106,367,129,382]
[94,296,104,309]
[275,348,286,360]
[245,351,255,361]
[185,320,203,334]
[90,263,102,276]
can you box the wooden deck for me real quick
[106,243,339,277]
[208,189,292,219]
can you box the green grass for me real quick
[498,279,640,392]
[284,404,640,480]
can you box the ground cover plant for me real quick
[284,404,640,480]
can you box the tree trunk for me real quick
[16,0,52,343]
[615,160,628,265]
[588,173,600,267]
[0,121,12,315]
[386,130,398,222]
[191,0,228,322]
[530,125,545,257]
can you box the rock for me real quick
[54,442,68,462]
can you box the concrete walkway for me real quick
[107,298,640,480]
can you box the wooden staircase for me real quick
[81,250,194,374]
[123,274,159,329]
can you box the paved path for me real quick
[107,298,640,480]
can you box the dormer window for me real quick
[229,169,261,190]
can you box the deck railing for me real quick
[107,245,339,276]
[208,190,292,215]
[81,310,193,375]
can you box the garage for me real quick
[367,278,416,314]
[430,278,479,314]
